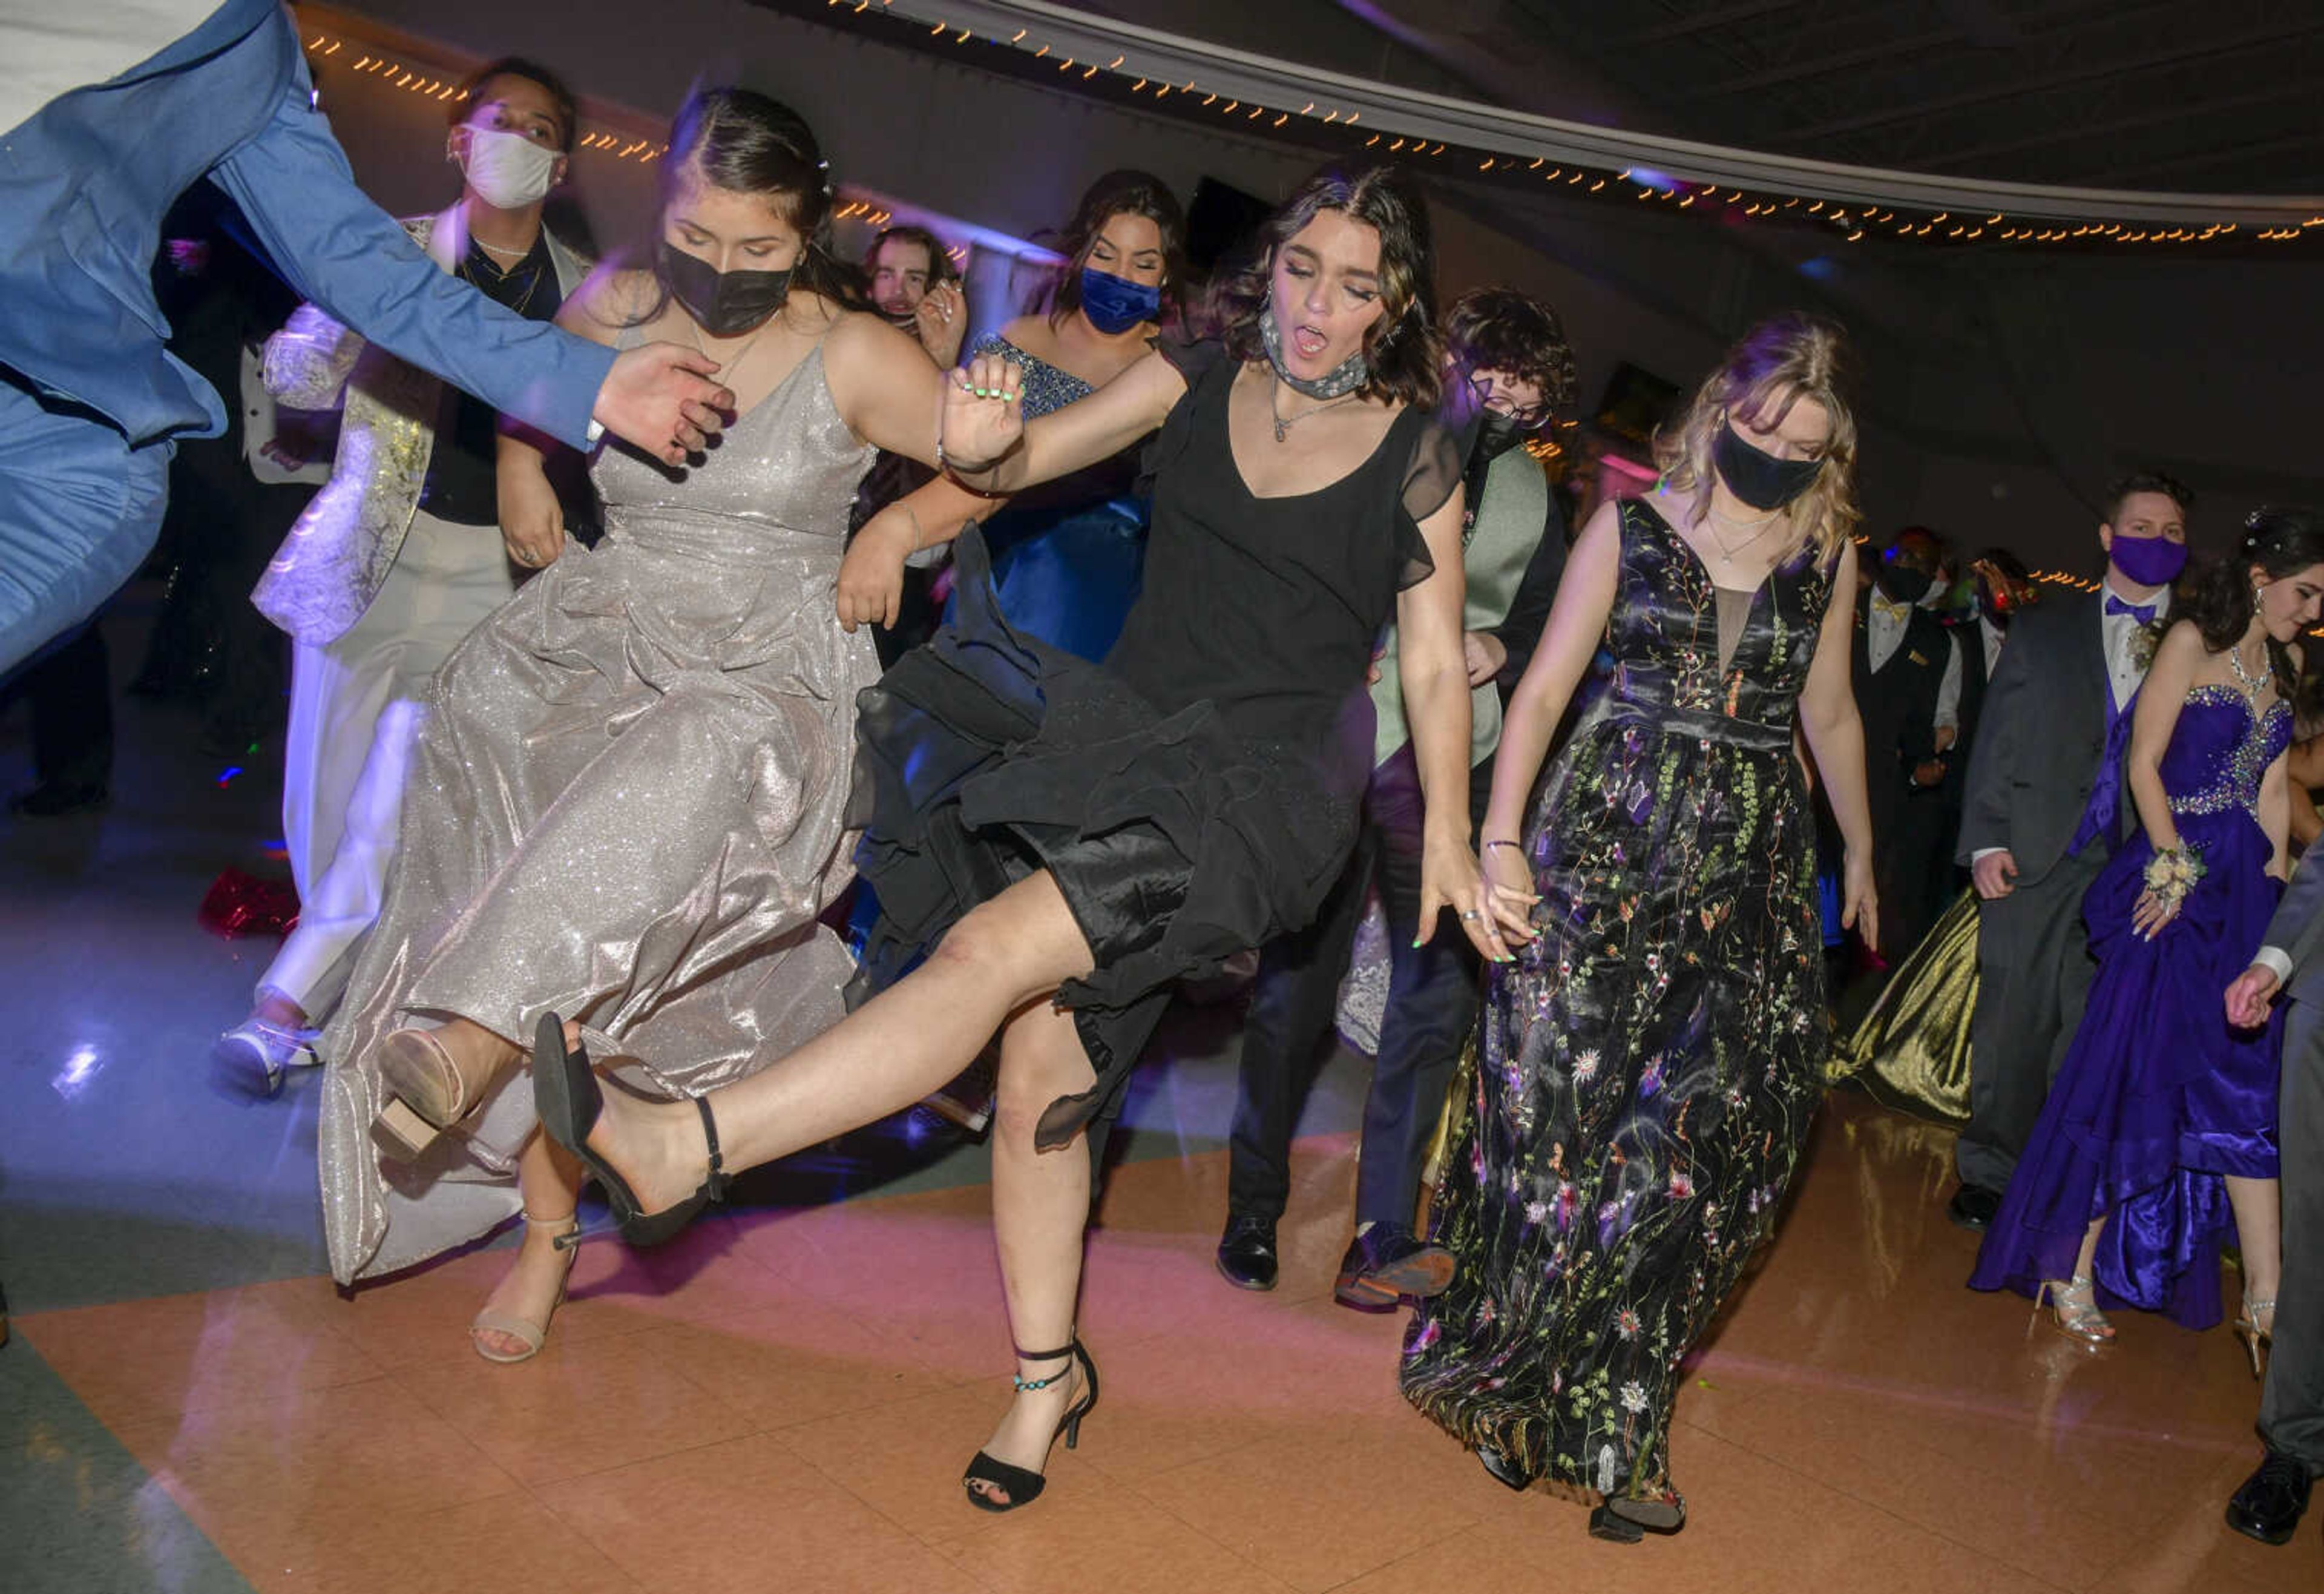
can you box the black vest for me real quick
[1853,596,1952,772]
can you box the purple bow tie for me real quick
[2105,594,2157,625]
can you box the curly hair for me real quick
[1043,170,1186,328]
[1655,312,1860,565]
[2178,505,2324,693]
[1441,286,1577,427]
[1212,162,1442,410]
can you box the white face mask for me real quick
[458,125,559,211]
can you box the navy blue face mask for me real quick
[1078,267,1161,334]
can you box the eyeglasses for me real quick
[1466,371,1549,429]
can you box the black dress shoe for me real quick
[2225,1449,2314,1546]
[7,780,109,818]
[1946,1184,2000,1231]
[1215,1215,1278,1291]
[1333,1222,1455,1311]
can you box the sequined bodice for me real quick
[973,334,1093,419]
[590,344,872,560]
[1594,498,1839,750]
[2162,686,2292,817]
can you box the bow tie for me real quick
[2105,594,2157,625]
[1870,593,1913,622]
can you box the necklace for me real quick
[2227,639,2273,699]
[1269,376,1357,442]
[476,237,534,259]
[1701,504,1784,565]
[682,305,780,381]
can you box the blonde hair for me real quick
[1655,312,1860,564]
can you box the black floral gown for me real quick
[1402,496,1839,1504]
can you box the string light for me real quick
[307,14,2320,253]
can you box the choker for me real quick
[1259,306,1368,399]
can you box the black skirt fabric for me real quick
[846,527,1354,1147]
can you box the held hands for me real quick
[2224,964,2281,1029]
[941,351,1024,476]
[1909,758,1948,789]
[498,459,569,570]
[1842,847,1879,955]
[1972,849,2018,900]
[1417,830,1528,964]
[836,504,916,633]
[595,343,735,466]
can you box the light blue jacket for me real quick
[0,0,610,451]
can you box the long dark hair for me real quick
[1043,170,1187,328]
[624,87,867,323]
[2179,505,2324,691]
[1213,162,1441,410]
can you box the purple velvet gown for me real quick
[1969,684,2289,1328]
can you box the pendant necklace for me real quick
[1703,500,1782,565]
[1270,376,1357,443]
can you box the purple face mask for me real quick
[2109,532,2187,588]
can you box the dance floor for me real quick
[4,622,2316,1592]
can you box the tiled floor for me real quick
[5,612,2320,1592]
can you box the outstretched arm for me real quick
[940,347,1186,490]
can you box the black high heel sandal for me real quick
[962,1338,1100,1513]
[531,1012,728,1248]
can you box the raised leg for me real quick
[574,871,1098,1216]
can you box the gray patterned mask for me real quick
[1259,306,1368,399]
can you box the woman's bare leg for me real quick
[2225,1174,2281,1328]
[968,1000,1099,1506]
[471,1129,583,1357]
[574,872,1096,1213]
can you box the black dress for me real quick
[848,340,1460,1145]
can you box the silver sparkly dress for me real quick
[317,340,875,1285]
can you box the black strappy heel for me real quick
[531,1012,728,1248]
[961,1338,1100,1513]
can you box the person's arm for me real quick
[1960,604,2038,894]
[208,57,725,462]
[2122,623,2204,937]
[2288,729,2324,793]
[1798,539,1878,952]
[1479,499,1621,901]
[1396,482,1503,962]
[837,473,1001,633]
[2288,782,2320,854]
[2229,818,2324,1024]
[493,269,631,568]
[2262,751,2292,881]
[261,303,364,412]
[1485,491,1569,686]
[939,345,1184,490]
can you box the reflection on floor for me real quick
[4,636,2317,1592]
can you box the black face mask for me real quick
[1876,564,1934,605]
[1471,409,1528,468]
[1713,423,1823,512]
[657,240,791,337]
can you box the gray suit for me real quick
[2256,849,2324,1472]
[1955,589,2113,1191]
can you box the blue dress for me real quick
[961,334,1151,662]
[1970,684,2290,1328]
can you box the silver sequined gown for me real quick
[318,341,875,1284]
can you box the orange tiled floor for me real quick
[18,1092,2319,1593]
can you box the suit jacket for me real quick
[1957,588,2111,883]
[0,0,608,451]
[252,211,591,644]
[2262,843,2324,1006]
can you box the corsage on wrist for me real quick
[2142,844,2206,913]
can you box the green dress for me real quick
[1402,497,1839,1504]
